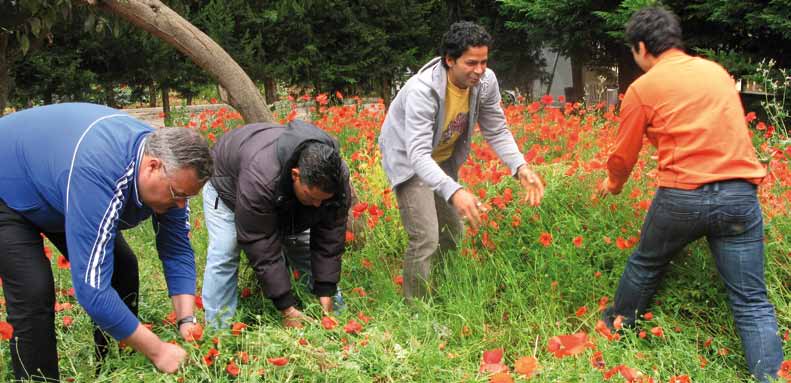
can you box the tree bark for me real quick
[149,84,157,107]
[617,46,641,98]
[569,53,585,103]
[87,0,274,123]
[263,76,278,105]
[0,34,10,116]
[161,83,170,121]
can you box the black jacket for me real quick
[210,120,350,310]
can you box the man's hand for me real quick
[449,189,484,229]
[598,176,621,198]
[319,296,333,314]
[123,324,187,374]
[281,306,305,329]
[151,342,188,374]
[517,165,545,206]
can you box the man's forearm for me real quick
[171,294,194,321]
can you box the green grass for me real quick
[1,103,790,382]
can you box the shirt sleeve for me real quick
[404,85,463,201]
[477,75,527,175]
[152,205,196,297]
[607,86,648,192]
[65,164,140,340]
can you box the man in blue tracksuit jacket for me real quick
[0,103,212,381]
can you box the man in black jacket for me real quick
[201,120,350,328]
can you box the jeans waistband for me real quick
[697,179,755,192]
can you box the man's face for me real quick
[445,45,488,89]
[291,169,334,208]
[140,161,203,214]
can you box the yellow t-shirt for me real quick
[432,78,469,163]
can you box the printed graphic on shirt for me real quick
[433,79,470,163]
[432,112,468,162]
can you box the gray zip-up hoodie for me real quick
[379,57,526,201]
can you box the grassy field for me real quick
[1,98,790,382]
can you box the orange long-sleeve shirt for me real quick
[607,49,765,192]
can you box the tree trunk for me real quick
[105,82,117,108]
[0,34,10,116]
[381,78,392,108]
[161,83,170,122]
[149,84,157,107]
[263,76,278,105]
[569,53,585,103]
[617,46,641,98]
[87,0,274,123]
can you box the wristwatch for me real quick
[176,315,197,328]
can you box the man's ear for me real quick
[444,54,455,68]
[291,168,300,182]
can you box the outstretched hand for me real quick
[517,165,544,206]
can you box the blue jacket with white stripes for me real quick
[0,103,195,340]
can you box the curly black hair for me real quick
[438,21,492,68]
[626,6,683,56]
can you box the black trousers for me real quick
[0,200,139,382]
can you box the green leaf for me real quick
[20,33,30,55]
[29,17,41,38]
[84,13,96,33]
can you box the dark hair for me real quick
[625,6,683,56]
[438,21,492,68]
[297,142,341,194]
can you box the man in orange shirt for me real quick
[599,7,783,382]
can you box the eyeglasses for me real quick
[162,165,197,201]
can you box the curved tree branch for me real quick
[86,0,274,123]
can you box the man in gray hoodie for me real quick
[379,21,545,300]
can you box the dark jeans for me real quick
[605,180,783,382]
[0,200,139,382]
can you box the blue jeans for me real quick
[201,183,343,328]
[606,180,783,382]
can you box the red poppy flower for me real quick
[44,245,53,260]
[575,306,588,317]
[226,360,240,376]
[0,321,13,340]
[238,351,250,364]
[573,236,583,248]
[590,351,605,370]
[267,357,288,366]
[489,372,513,383]
[393,275,403,286]
[514,356,538,377]
[298,338,309,346]
[777,360,791,380]
[240,287,252,298]
[163,311,177,325]
[351,287,367,297]
[669,376,691,383]
[321,316,338,330]
[479,348,509,373]
[547,332,594,358]
[185,323,203,342]
[203,348,219,366]
[540,94,554,105]
[538,232,553,247]
[357,312,371,324]
[54,302,73,312]
[650,326,664,338]
[62,316,74,327]
[57,255,70,270]
[613,315,624,330]
[361,259,373,270]
[643,312,653,320]
[194,296,204,310]
[343,319,363,334]
[231,322,248,336]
